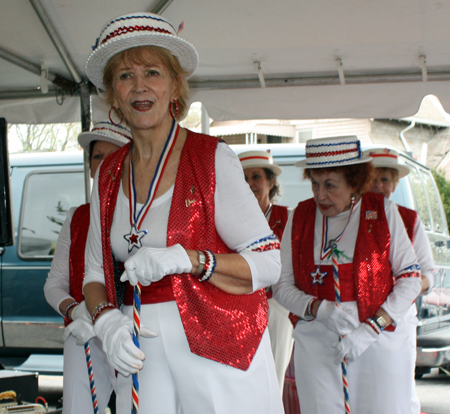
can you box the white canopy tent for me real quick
[2,0,450,124]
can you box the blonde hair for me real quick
[103,46,190,121]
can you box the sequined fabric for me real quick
[398,205,418,243]
[291,193,395,324]
[269,205,289,241]
[168,131,268,371]
[67,203,90,326]
[98,142,132,307]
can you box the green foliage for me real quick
[432,169,450,232]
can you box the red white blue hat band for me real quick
[78,121,132,151]
[85,12,199,90]
[238,150,283,176]
[295,136,372,168]
[362,148,410,178]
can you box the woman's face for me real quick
[90,141,121,178]
[310,170,355,217]
[244,167,273,208]
[371,168,396,199]
[111,50,177,133]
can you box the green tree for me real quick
[432,169,450,232]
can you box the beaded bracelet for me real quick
[195,250,216,282]
[306,298,318,320]
[63,301,79,320]
[92,301,115,324]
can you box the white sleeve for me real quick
[272,208,315,318]
[413,217,436,293]
[214,142,281,292]
[84,169,107,287]
[44,206,77,315]
[382,199,422,323]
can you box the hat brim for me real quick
[85,33,199,90]
[242,163,283,176]
[78,131,130,151]
[295,156,372,168]
[371,162,410,178]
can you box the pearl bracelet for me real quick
[63,301,79,320]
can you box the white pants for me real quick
[293,301,414,414]
[116,301,283,414]
[63,335,116,414]
[268,297,294,393]
[405,305,421,414]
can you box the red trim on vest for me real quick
[268,205,289,242]
[98,131,268,370]
[397,205,417,244]
[289,193,394,327]
[66,203,90,326]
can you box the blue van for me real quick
[2,143,450,377]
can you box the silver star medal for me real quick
[124,224,148,254]
[311,267,327,285]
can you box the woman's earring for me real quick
[169,100,179,119]
[109,107,123,126]
[351,194,355,205]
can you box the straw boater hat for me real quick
[78,121,132,152]
[238,150,283,176]
[362,148,410,178]
[295,136,372,168]
[85,12,199,90]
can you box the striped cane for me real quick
[84,341,99,414]
[330,239,351,414]
[132,282,141,414]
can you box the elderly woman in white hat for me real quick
[238,150,293,393]
[82,12,283,414]
[273,136,422,414]
[363,147,436,414]
[44,120,132,414]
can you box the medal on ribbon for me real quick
[124,119,180,253]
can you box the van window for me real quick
[18,169,85,259]
[276,164,313,208]
[419,169,446,233]
[407,163,432,231]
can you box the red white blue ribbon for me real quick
[124,119,180,253]
[84,341,99,414]
[330,240,351,414]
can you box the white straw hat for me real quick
[78,121,132,152]
[362,148,410,178]
[85,12,199,90]
[238,150,283,176]
[295,136,372,168]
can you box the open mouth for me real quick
[132,100,153,111]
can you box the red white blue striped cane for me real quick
[132,283,141,414]
[84,341,99,414]
[330,239,351,414]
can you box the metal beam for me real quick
[0,47,76,93]
[189,70,450,91]
[29,0,83,84]
[151,0,175,15]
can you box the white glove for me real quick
[332,323,379,364]
[121,244,193,286]
[316,300,359,336]
[63,319,96,345]
[69,301,92,324]
[94,308,158,377]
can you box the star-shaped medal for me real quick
[310,267,327,285]
[124,225,148,254]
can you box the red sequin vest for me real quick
[397,205,417,243]
[291,192,393,323]
[97,130,268,370]
[66,203,90,326]
[269,205,289,242]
